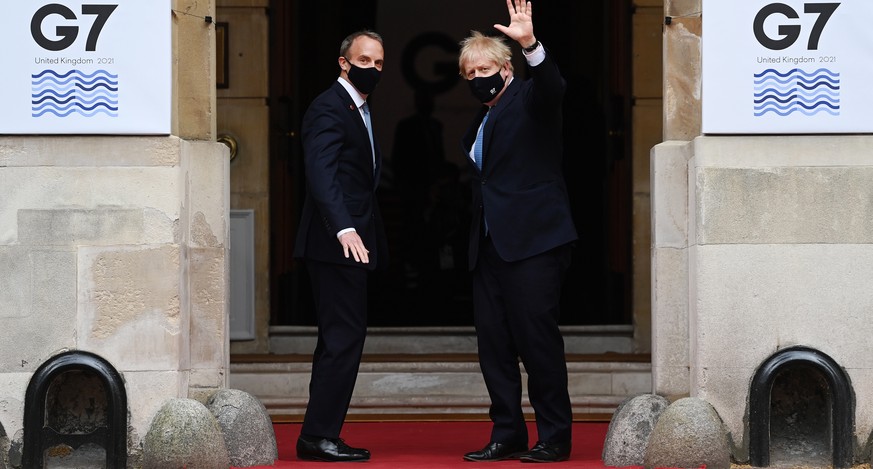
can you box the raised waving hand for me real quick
[493,0,537,48]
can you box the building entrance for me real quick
[268,0,633,328]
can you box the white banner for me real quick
[702,0,873,134]
[0,0,170,134]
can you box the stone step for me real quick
[267,325,636,355]
[229,354,651,420]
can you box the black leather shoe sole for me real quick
[463,442,529,462]
[298,453,370,462]
[296,437,370,462]
[520,453,569,463]
[519,444,571,463]
[463,451,526,462]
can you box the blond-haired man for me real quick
[458,0,577,463]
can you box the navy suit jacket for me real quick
[461,52,578,270]
[294,80,387,270]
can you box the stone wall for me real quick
[650,140,693,400]
[0,136,229,444]
[652,135,873,457]
[663,0,701,139]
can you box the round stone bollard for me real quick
[643,397,731,469]
[602,393,671,466]
[206,389,278,467]
[0,422,10,469]
[143,398,230,469]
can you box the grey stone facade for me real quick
[0,136,230,459]
[651,135,873,461]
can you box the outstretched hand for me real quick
[493,0,536,48]
[339,231,370,263]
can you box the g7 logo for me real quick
[31,3,118,52]
[753,2,840,50]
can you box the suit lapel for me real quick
[480,78,521,172]
[331,81,379,187]
[373,132,382,185]
[332,82,369,138]
[462,106,488,151]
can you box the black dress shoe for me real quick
[519,441,571,463]
[296,435,371,462]
[463,441,528,462]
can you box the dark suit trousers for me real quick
[301,259,368,439]
[473,234,573,446]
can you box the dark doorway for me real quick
[769,366,831,466]
[269,0,632,327]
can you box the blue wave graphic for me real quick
[33,95,118,106]
[32,108,118,118]
[754,68,839,79]
[32,88,114,100]
[754,68,840,118]
[795,88,839,99]
[755,94,796,104]
[33,101,118,112]
[754,101,839,112]
[75,82,118,92]
[31,69,119,119]
[31,69,117,80]
[795,75,839,86]
[753,87,796,97]
[33,75,119,87]
[755,108,840,117]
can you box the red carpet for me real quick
[237,421,643,468]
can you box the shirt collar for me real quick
[337,77,367,109]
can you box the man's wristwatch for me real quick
[522,41,540,53]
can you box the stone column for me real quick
[663,0,701,139]
[649,0,700,397]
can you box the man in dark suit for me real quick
[292,30,387,462]
[458,0,578,463]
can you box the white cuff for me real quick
[337,227,356,239]
[523,42,546,67]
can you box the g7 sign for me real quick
[31,4,118,52]
[753,3,840,50]
[0,1,170,133]
[702,0,873,134]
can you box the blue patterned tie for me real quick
[473,110,489,170]
[362,102,375,169]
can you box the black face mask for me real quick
[345,61,381,95]
[468,69,506,103]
